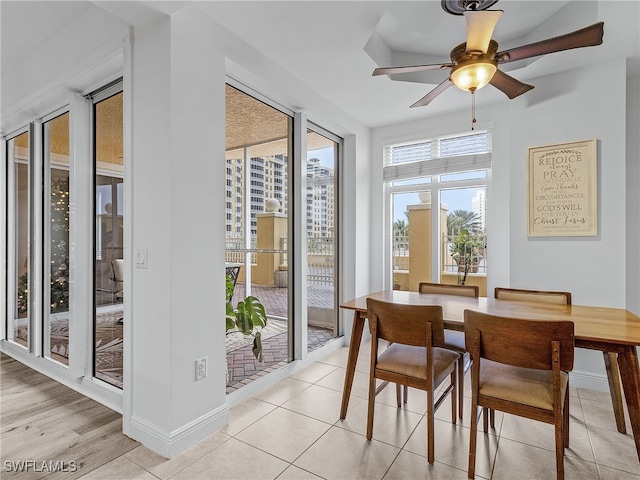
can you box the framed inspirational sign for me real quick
[527,139,597,237]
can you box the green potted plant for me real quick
[225,274,268,361]
[450,229,483,285]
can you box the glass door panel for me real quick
[441,186,487,291]
[44,113,71,365]
[8,132,30,348]
[306,129,339,351]
[391,191,430,291]
[93,91,124,388]
[225,84,292,390]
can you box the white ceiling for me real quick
[2,1,638,129]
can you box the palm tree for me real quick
[447,210,481,235]
[393,218,409,236]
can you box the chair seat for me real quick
[378,344,459,384]
[479,359,569,411]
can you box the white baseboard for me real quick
[129,404,229,459]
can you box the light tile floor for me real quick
[80,342,640,479]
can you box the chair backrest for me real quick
[419,282,479,298]
[494,287,571,305]
[112,259,124,291]
[226,265,241,287]
[367,298,445,347]
[464,309,575,371]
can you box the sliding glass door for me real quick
[93,87,124,388]
[225,84,293,390]
[44,112,71,365]
[224,83,343,390]
[306,127,340,349]
[6,130,30,349]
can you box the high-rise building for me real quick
[306,157,335,237]
[225,155,334,239]
[472,189,486,232]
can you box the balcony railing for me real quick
[391,233,488,274]
[443,232,487,274]
[225,235,335,287]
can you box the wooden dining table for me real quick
[340,290,640,462]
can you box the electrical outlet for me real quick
[195,357,207,381]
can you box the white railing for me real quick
[442,233,487,274]
[392,234,409,270]
[390,233,488,274]
[307,236,334,286]
[225,235,336,287]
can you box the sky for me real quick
[393,188,480,222]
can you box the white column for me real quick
[127,6,227,458]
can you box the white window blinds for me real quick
[383,130,491,182]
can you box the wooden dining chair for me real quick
[366,298,459,463]
[495,287,627,434]
[419,282,479,419]
[464,310,574,480]
[494,287,572,305]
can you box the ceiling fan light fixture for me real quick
[450,58,497,91]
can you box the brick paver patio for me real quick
[226,283,337,393]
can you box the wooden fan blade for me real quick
[489,69,534,99]
[373,63,454,76]
[464,10,503,53]
[410,78,454,108]
[497,22,604,64]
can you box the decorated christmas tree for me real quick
[49,177,70,313]
[18,177,70,314]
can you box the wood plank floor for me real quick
[0,353,139,479]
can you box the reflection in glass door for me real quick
[306,128,339,351]
[7,131,30,349]
[93,89,124,388]
[44,113,71,365]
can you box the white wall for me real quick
[626,58,640,316]
[370,56,637,390]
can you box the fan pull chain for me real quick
[471,89,477,131]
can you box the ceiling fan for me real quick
[373,0,605,109]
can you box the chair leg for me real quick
[404,385,408,404]
[482,407,489,433]
[490,408,495,429]
[427,389,435,464]
[555,416,565,480]
[458,355,465,419]
[367,371,377,440]
[396,383,402,407]
[451,369,457,424]
[563,387,570,447]
[468,399,479,478]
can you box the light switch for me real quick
[136,248,148,269]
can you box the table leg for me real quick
[603,351,627,433]
[340,311,366,419]
[616,345,640,462]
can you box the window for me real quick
[384,130,490,293]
